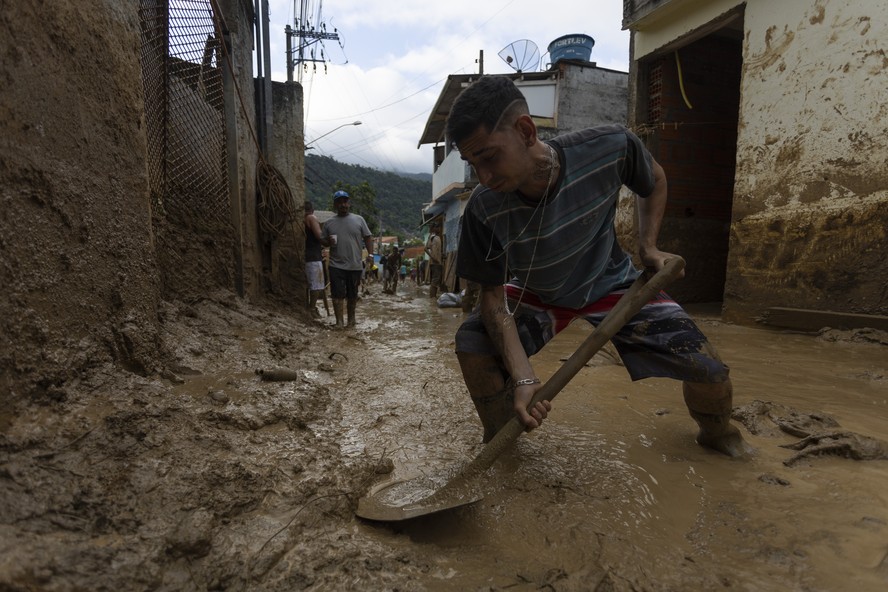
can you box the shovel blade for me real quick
[355,472,485,521]
[356,259,687,522]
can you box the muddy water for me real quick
[341,286,888,591]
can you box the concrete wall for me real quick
[0,0,285,408]
[219,0,263,300]
[270,81,308,303]
[554,62,629,131]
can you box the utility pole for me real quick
[285,0,340,83]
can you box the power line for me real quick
[308,77,447,122]
[297,0,520,171]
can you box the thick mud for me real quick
[1,284,887,591]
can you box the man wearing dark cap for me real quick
[321,190,373,328]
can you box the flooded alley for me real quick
[4,2,888,591]
[2,280,887,591]
[318,283,888,590]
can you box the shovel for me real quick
[356,257,686,521]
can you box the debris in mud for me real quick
[817,327,888,346]
[780,430,888,466]
[256,367,302,381]
[161,368,185,384]
[209,390,230,404]
[733,400,888,466]
[731,400,840,438]
[373,457,395,474]
[314,351,348,373]
[758,473,791,486]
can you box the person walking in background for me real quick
[425,221,444,298]
[321,190,373,329]
[379,251,389,290]
[303,201,325,319]
[383,246,401,294]
[446,75,750,457]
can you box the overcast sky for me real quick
[263,0,630,174]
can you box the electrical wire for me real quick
[674,50,693,110]
[300,0,519,170]
[257,160,298,240]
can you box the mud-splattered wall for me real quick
[0,0,279,409]
[217,0,262,299]
[270,81,308,302]
[728,0,888,321]
[626,0,888,323]
[0,1,162,404]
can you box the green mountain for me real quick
[304,154,432,237]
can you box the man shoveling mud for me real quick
[447,76,750,457]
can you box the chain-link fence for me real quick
[139,0,235,299]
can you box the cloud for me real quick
[265,0,630,173]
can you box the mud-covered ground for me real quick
[1,282,887,591]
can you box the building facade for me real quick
[623,0,888,326]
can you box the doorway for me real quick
[636,14,744,303]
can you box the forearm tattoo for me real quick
[482,304,514,353]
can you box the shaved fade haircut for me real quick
[445,75,529,148]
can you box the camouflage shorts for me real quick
[454,284,729,384]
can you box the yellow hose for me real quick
[675,50,693,110]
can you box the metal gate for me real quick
[139,0,235,298]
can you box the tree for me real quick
[305,154,430,238]
[333,180,380,235]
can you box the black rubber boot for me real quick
[346,299,357,327]
[332,299,345,329]
[683,380,752,457]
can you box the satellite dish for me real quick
[498,39,540,73]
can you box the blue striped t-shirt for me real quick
[456,125,656,309]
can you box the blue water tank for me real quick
[547,34,595,64]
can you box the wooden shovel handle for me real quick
[460,257,686,478]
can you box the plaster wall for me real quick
[630,0,888,322]
[728,0,888,320]
[632,0,742,59]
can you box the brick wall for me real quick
[641,33,742,302]
[650,34,741,221]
